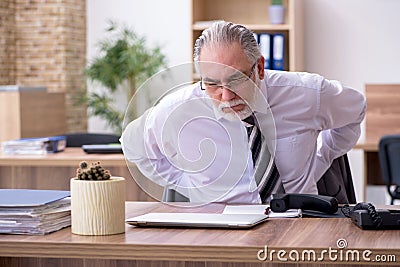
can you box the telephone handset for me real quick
[270,193,339,214]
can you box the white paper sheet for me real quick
[223,205,302,218]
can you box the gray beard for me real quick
[216,99,253,121]
[214,77,261,122]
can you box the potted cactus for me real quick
[70,161,125,235]
[269,0,285,24]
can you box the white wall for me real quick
[86,0,192,132]
[303,0,400,202]
[87,0,400,202]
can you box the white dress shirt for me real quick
[121,70,366,204]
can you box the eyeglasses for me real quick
[200,62,257,93]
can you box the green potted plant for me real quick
[82,20,167,134]
[269,0,285,24]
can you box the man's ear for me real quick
[257,57,265,80]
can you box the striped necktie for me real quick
[244,114,264,184]
[244,114,281,203]
[245,115,262,169]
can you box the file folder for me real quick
[259,33,271,69]
[0,189,71,235]
[272,34,285,70]
[0,189,70,207]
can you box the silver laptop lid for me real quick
[126,212,268,229]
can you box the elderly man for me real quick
[121,21,366,204]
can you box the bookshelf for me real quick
[191,0,304,72]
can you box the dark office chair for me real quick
[317,153,356,204]
[162,187,189,202]
[378,134,400,205]
[64,132,120,147]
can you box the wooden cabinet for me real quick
[354,84,400,190]
[191,0,304,71]
[0,86,66,143]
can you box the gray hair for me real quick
[193,21,261,64]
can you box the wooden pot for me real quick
[70,177,125,235]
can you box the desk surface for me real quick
[0,147,126,166]
[354,142,378,152]
[1,202,399,266]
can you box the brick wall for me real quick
[0,0,16,85]
[63,0,88,132]
[0,0,87,133]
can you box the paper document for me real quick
[223,205,302,218]
[0,190,71,235]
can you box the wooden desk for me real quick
[354,142,382,184]
[0,148,162,201]
[353,142,383,202]
[1,202,399,266]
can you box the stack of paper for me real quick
[1,136,66,155]
[0,189,71,235]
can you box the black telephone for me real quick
[270,193,339,214]
[343,202,400,230]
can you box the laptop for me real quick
[82,144,122,154]
[126,212,268,229]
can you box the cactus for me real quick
[76,161,111,180]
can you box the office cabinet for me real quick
[0,86,66,143]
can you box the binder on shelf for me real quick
[272,33,285,71]
[258,33,271,69]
